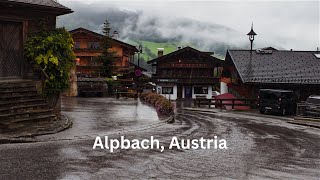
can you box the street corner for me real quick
[0,114,72,144]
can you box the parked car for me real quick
[304,95,320,117]
[259,89,297,115]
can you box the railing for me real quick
[296,103,320,119]
[194,98,258,109]
[158,63,215,68]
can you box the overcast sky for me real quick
[59,0,319,51]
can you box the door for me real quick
[177,85,182,99]
[185,86,192,98]
[0,21,23,79]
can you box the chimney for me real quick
[113,31,119,39]
[157,48,164,57]
[177,46,182,50]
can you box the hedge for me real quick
[140,92,174,116]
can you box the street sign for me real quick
[135,69,142,76]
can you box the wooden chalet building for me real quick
[0,0,72,80]
[222,48,320,101]
[0,0,72,132]
[148,47,222,100]
[69,28,139,77]
[69,28,146,92]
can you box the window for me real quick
[194,87,208,94]
[162,87,174,94]
[88,42,100,49]
[75,42,80,49]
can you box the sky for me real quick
[58,0,320,52]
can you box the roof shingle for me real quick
[3,0,72,14]
[228,50,320,84]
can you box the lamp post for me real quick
[136,45,143,98]
[137,45,142,67]
[247,23,257,53]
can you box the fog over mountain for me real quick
[57,1,319,57]
[57,2,249,56]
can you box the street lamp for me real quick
[137,45,143,67]
[135,45,143,98]
[247,23,257,52]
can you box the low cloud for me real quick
[58,1,319,56]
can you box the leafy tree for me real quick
[96,18,117,77]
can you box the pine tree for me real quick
[96,18,116,77]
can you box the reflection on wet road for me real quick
[0,97,319,179]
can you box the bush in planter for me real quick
[140,92,174,116]
[140,92,149,99]
[155,98,174,116]
[145,93,158,103]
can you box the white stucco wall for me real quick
[221,82,228,94]
[182,86,185,98]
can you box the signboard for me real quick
[157,79,178,83]
[135,69,142,77]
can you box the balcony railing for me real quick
[158,63,216,69]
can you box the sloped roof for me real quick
[2,0,72,15]
[69,27,138,51]
[227,49,320,84]
[131,59,151,72]
[147,46,222,64]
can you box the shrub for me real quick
[140,92,174,116]
[24,28,75,96]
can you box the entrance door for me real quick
[0,21,23,79]
[177,85,182,99]
[185,86,192,98]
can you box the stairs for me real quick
[0,80,57,134]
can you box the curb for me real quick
[0,137,37,144]
[182,107,294,121]
[181,107,220,114]
[0,114,72,144]
[288,120,320,129]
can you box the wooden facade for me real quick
[69,28,138,78]
[148,47,222,100]
[0,0,72,80]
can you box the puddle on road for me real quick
[38,97,160,141]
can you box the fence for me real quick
[296,103,320,119]
[193,98,258,109]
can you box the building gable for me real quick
[148,46,222,65]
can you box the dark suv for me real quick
[259,89,297,116]
[304,95,320,117]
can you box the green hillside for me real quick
[128,40,195,61]
[125,40,225,61]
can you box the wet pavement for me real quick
[0,97,319,179]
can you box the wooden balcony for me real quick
[158,63,216,69]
